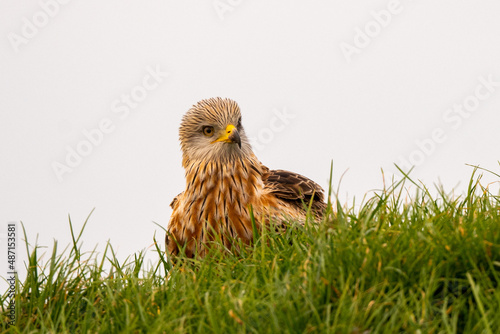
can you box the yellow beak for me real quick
[212,124,241,148]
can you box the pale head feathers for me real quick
[179,97,253,167]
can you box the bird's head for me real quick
[179,98,253,167]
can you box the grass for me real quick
[2,167,500,333]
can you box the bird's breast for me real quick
[173,159,272,242]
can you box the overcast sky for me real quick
[1,1,500,287]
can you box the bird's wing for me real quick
[169,192,183,209]
[166,191,187,257]
[263,168,326,217]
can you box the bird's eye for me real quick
[202,126,214,137]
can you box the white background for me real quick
[1,1,500,288]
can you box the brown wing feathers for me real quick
[264,169,326,217]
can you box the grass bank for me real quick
[2,169,500,333]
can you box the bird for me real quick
[166,97,326,257]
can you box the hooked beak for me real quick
[212,124,241,149]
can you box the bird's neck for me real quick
[183,156,265,198]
